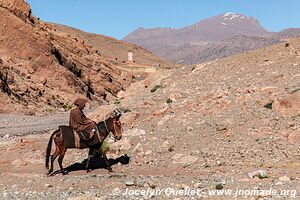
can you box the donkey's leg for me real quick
[47,146,59,175]
[85,148,93,173]
[103,155,113,172]
[58,148,67,175]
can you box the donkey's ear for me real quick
[116,113,121,120]
[121,108,131,113]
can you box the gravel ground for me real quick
[0,113,69,137]
[0,108,96,139]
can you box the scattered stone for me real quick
[275,182,283,186]
[216,160,222,166]
[278,175,290,182]
[125,179,135,186]
[216,124,227,131]
[172,153,198,165]
[187,126,193,132]
[161,140,170,150]
[167,93,177,103]
[11,159,23,167]
[110,139,132,151]
[248,170,268,179]
[42,78,47,85]
[44,184,52,188]
[168,146,175,152]
[3,134,9,139]
[287,131,300,144]
[158,115,171,125]
[136,179,145,187]
[147,181,156,189]
[145,150,153,156]
[125,128,146,136]
[193,183,204,188]
[133,143,144,154]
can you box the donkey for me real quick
[45,108,127,175]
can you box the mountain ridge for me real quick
[124,12,300,64]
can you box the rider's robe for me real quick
[69,99,96,139]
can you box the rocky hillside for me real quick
[124,12,300,64]
[49,23,171,68]
[0,33,299,200]
[89,37,300,198]
[92,37,300,170]
[162,36,281,64]
[0,0,170,114]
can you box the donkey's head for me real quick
[107,108,130,141]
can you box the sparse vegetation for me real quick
[132,75,145,82]
[166,98,173,104]
[191,65,197,71]
[291,113,300,119]
[291,88,300,94]
[113,99,121,104]
[45,108,55,113]
[264,101,273,110]
[215,183,224,190]
[151,84,161,93]
[63,103,72,111]
[285,42,290,47]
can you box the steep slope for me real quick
[87,38,300,195]
[0,0,171,114]
[275,28,300,39]
[162,36,281,64]
[0,0,129,114]
[48,23,171,68]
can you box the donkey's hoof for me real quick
[61,170,67,175]
[107,167,113,172]
[86,169,91,173]
[46,171,52,176]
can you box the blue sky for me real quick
[27,0,300,39]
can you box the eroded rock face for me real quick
[0,0,31,21]
[0,0,132,113]
[273,92,300,117]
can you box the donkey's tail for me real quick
[45,129,58,169]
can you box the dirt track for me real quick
[0,113,68,138]
[0,107,98,139]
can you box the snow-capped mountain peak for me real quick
[222,12,247,20]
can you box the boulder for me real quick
[172,153,198,165]
[287,130,300,144]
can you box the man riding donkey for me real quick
[69,98,109,153]
[46,98,128,175]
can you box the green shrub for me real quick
[100,140,110,154]
[291,88,300,94]
[285,42,290,47]
[191,65,196,71]
[215,183,223,190]
[264,101,273,110]
[63,103,72,111]
[291,113,300,119]
[132,75,144,82]
[166,98,173,104]
[151,84,161,93]
[113,99,121,104]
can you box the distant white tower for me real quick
[128,50,134,62]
